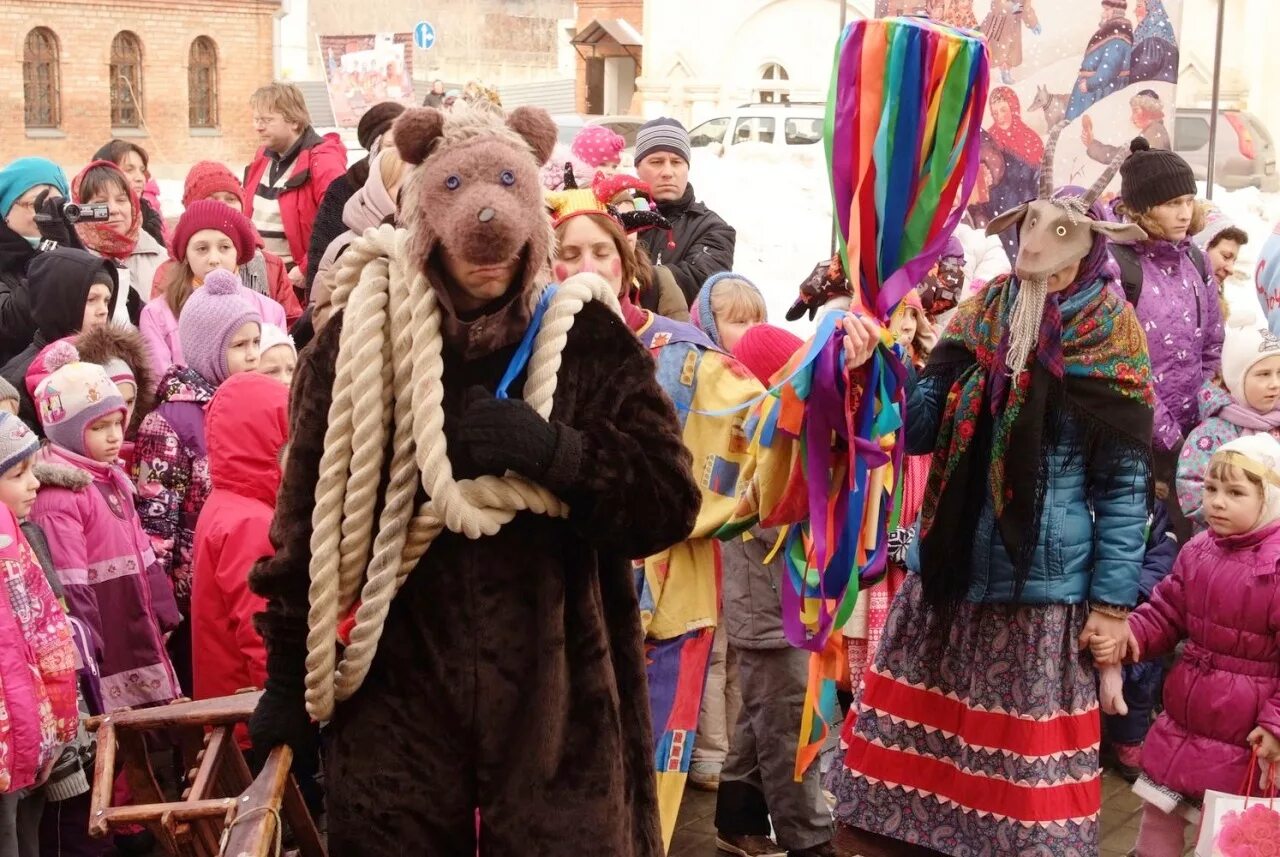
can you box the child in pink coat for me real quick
[28,344,181,712]
[1116,434,1280,855]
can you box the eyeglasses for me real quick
[252,115,283,127]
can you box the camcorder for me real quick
[33,197,111,224]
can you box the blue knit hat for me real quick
[695,271,764,347]
[0,412,39,478]
[0,157,70,219]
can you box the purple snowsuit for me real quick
[1129,520,1280,801]
[1129,239,1224,453]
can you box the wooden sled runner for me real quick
[85,692,325,857]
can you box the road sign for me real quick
[414,21,437,51]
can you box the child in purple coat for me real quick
[1116,434,1280,854]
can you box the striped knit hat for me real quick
[635,118,691,166]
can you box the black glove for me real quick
[32,190,84,251]
[454,386,571,483]
[248,646,318,764]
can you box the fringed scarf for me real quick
[917,274,1155,616]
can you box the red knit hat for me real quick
[171,199,256,267]
[182,161,246,209]
[731,324,804,385]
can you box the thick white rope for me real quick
[303,224,619,720]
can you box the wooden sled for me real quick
[85,691,325,857]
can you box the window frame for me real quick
[110,31,145,129]
[188,36,219,129]
[23,27,61,129]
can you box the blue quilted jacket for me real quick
[905,369,1149,608]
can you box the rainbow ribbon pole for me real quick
[779,16,988,779]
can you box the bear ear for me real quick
[393,108,445,166]
[506,107,558,166]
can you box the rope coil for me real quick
[303,224,619,720]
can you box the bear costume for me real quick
[248,105,701,855]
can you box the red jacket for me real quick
[243,128,347,276]
[191,373,290,706]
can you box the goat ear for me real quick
[985,203,1028,237]
[1090,220,1148,243]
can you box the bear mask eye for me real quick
[500,170,516,187]
[445,175,462,190]
[1056,225,1068,237]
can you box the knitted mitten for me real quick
[455,386,581,488]
[249,646,318,765]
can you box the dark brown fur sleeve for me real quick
[249,313,343,649]
[547,302,700,559]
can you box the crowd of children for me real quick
[0,84,1277,857]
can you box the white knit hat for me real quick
[1213,434,1280,528]
[1221,306,1280,403]
[259,323,296,358]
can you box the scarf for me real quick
[1219,402,1280,435]
[918,274,1154,613]
[988,87,1045,167]
[70,161,140,262]
[1086,17,1134,53]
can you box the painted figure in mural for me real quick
[929,0,979,29]
[878,1,932,15]
[1030,85,1069,130]
[1130,0,1179,84]
[979,0,1042,85]
[1083,89,1171,166]
[984,87,1044,257]
[1066,0,1135,121]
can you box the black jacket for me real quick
[0,222,37,365]
[140,197,167,251]
[638,182,736,303]
[303,167,361,298]
[0,247,119,431]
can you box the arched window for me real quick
[758,62,790,105]
[188,37,219,128]
[23,28,61,128]
[110,31,144,128]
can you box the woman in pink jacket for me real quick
[1121,433,1280,855]
[139,200,286,380]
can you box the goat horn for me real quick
[1039,121,1068,199]
[1081,151,1126,209]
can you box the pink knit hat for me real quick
[178,269,261,387]
[571,125,625,168]
[34,342,126,456]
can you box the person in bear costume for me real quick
[246,104,701,856]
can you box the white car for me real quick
[688,103,825,153]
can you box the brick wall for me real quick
[574,0,643,114]
[1,0,281,181]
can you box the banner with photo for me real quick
[318,33,417,128]
[877,1,1184,252]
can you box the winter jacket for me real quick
[1177,380,1280,532]
[29,445,181,713]
[311,167,399,330]
[0,508,78,794]
[95,229,165,325]
[1129,520,1280,801]
[1139,501,1179,601]
[0,249,119,432]
[1125,238,1225,452]
[638,183,736,303]
[139,196,167,252]
[721,525,788,650]
[0,223,37,366]
[303,167,360,297]
[635,265,691,323]
[191,375,288,703]
[152,250,302,327]
[132,366,216,614]
[138,286,288,380]
[243,128,348,278]
[904,372,1150,607]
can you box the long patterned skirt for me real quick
[830,575,1102,857]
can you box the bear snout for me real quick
[478,207,496,223]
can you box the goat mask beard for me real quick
[1005,276,1048,377]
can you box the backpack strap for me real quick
[1186,244,1209,283]
[1110,243,1144,305]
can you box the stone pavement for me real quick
[669,771,1195,857]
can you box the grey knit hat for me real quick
[0,375,19,410]
[635,117,692,165]
[0,412,38,477]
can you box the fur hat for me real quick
[571,125,625,168]
[179,269,261,387]
[732,324,803,385]
[34,342,126,456]
[392,105,558,297]
[1120,137,1196,213]
[182,162,245,209]
[1212,434,1280,529]
[172,200,256,268]
[0,412,38,477]
[357,102,407,152]
[1221,307,1280,404]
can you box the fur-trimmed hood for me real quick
[73,323,157,435]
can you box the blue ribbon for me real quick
[496,284,558,400]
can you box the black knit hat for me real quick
[1119,137,1196,212]
[357,102,407,152]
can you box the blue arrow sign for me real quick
[414,21,437,51]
